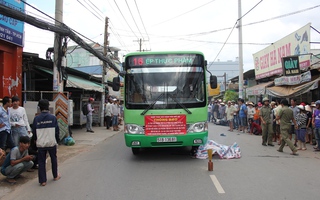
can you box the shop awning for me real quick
[36,67,103,92]
[246,81,274,96]
[266,77,320,98]
[66,75,103,92]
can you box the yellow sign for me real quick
[208,84,220,96]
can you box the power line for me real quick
[21,0,105,46]
[86,0,105,18]
[76,0,103,21]
[125,0,143,38]
[134,0,151,49]
[150,0,217,27]
[208,0,264,69]
[135,4,320,40]
[113,0,139,39]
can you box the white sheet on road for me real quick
[196,140,241,159]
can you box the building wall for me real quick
[207,59,239,83]
[0,40,22,98]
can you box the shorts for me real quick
[289,125,295,135]
[112,115,118,126]
[240,117,247,127]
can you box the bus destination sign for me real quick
[127,54,202,67]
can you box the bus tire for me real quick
[132,148,140,155]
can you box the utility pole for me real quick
[101,17,109,127]
[238,0,244,99]
[133,38,149,52]
[53,0,63,92]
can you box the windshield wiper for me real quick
[140,92,165,115]
[168,94,192,114]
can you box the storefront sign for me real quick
[282,56,300,76]
[0,0,25,46]
[145,115,186,136]
[253,23,311,80]
[274,71,311,86]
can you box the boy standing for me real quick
[32,99,61,186]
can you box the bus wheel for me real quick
[132,148,140,155]
[191,146,198,157]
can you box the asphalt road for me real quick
[2,122,320,200]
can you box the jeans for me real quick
[112,115,118,126]
[233,115,239,129]
[0,130,15,150]
[296,128,306,142]
[86,115,93,131]
[207,112,212,122]
[5,161,33,179]
[314,128,320,149]
[38,146,58,184]
[11,126,28,147]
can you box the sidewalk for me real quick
[57,125,122,163]
[0,125,122,197]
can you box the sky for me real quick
[22,0,320,72]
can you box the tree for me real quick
[223,90,238,102]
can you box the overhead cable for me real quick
[208,0,264,69]
[113,0,139,39]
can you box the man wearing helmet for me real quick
[312,100,320,151]
[259,97,274,146]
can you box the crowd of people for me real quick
[0,97,60,186]
[208,97,320,155]
[84,97,123,133]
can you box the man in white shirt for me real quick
[9,96,31,147]
[111,99,120,131]
[86,98,95,133]
[105,99,112,129]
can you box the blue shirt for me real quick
[239,104,247,118]
[0,106,11,132]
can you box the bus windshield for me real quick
[125,66,206,109]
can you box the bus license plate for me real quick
[157,137,177,142]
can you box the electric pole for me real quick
[133,38,150,52]
[101,17,109,126]
[53,0,63,92]
[238,0,244,99]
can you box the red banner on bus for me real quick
[145,115,186,136]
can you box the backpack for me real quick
[82,103,89,115]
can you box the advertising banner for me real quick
[0,0,25,46]
[274,71,311,86]
[253,23,311,80]
[145,115,186,136]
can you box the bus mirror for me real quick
[112,77,120,91]
[210,75,217,89]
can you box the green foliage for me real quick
[223,90,238,102]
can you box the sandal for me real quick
[7,178,17,184]
[290,151,299,156]
[54,174,61,181]
[40,182,46,186]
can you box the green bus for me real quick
[113,51,217,155]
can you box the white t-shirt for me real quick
[247,106,256,119]
[9,106,31,132]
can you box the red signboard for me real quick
[145,115,186,136]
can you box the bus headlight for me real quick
[125,124,144,134]
[187,122,207,133]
